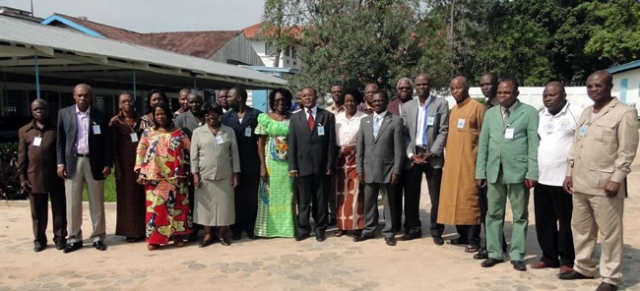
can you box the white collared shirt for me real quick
[304,105,318,121]
[75,105,91,155]
[415,96,431,146]
[538,102,580,186]
[335,111,366,146]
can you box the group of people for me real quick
[16,69,637,291]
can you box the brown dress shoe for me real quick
[558,270,594,280]
[595,282,618,291]
[558,265,573,275]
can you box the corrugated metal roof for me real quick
[0,15,287,88]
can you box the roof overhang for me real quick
[0,15,287,89]
[607,60,640,75]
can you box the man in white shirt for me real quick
[532,81,579,274]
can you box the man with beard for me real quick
[560,71,639,291]
[174,88,191,116]
[18,99,67,252]
[400,74,449,244]
[437,76,484,253]
[222,87,262,240]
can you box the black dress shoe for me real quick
[432,236,444,246]
[199,238,214,248]
[399,232,422,241]
[558,270,594,280]
[218,237,231,246]
[448,238,469,245]
[295,234,310,242]
[316,232,326,242]
[55,241,66,251]
[385,237,397,246]
[474,248,488,260]
[33,242,46,252]
[511,260,527,271]
[231,232,242,241]
[246,233,257,240]
[93,241,107,251]
[481,258,503,268]
[595,282,618,291]
[353,233,375,242]
[63,242,83,253]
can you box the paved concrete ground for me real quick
[2,161,640,290]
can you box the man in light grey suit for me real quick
[355,91,405,246]
[56,84,112,253]
[400,74,449,244]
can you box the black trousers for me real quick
[404,163,443,237]
[29,191,67,244]
[231,173,260,235]
[534,184,575,266]
[389,175,404,232]
[296,174,328,235]
[455,225,481,245]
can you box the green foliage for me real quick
[0,142,23,199]
[82,173,116,202]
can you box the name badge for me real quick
[545,123,554,134]
[216,135,224,144]
[457,118,465,129]
[130,133,139,143]
[33,136,42,147]
[92,125,101,135]
[245,127,252,137]
[427,116,435,126]
[317,125,325,136]
[505,127,514,140]
[579,125,587,136]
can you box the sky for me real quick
[0,0,266,32]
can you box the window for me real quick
[283,46,290,57]
[265,42,273,55]
[291,46,297,58]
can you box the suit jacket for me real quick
[175,111,203,138]
[56,105,112,180]
[190,125,241,180]
[18,120,64,193]
[356,112,405,184]
[475,101,539,184]
[220,107,262,175]
[387,96,408,116]
[567,98,639,197]
[288,107,337,176]
[401,96,449,168]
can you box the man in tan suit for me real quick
[560,70,639,291]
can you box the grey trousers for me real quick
[363,182,395,238]
[65,156,106,243]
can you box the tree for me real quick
[261,0,300,68]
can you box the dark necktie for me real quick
[504,108,510,125]
[307,109,314,131]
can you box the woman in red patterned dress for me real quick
[135,102,192,250]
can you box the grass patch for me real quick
[81,173,117,202]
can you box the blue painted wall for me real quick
[620,78,628,103]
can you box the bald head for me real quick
[480,72,498,99]
[450,76,470,103]
[414,74,431,99]
[364,83,379,104]
[543,81,567,113]
[73,83,93,112]
[588,70,613,86]
[30,99,49,121]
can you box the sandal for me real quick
[147,244,159,251]
[464,244,480,253]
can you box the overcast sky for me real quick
[1,0,265,32]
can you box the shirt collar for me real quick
[76,105,91,114]
[27,119,49,131]
[543,101,570,117]
[305,105,318,115]
[501,100,519,113]
[374,110,388,120]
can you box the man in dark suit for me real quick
[400,74,449,244]
[222,86,262,240]
[18,99,67,252]
[355,90,404,246]
[288,87,337,242]
[56,84,112,253]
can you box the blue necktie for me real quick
[373,116,380,138]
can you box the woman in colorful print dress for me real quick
[140,89,170,131]
[135,102,192,250]
[334,88,366,237]
[254,88,296,238]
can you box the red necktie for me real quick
[307,109,315,131]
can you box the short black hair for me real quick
[500,79,520,91]
[147,89,169,113]
[342,88,363,104]
[231,87,248,100]
[372,90,388,100]
[201,101,224,116]
[151,102,174,129]
[268,88,293,111]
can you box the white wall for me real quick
[248,39,303,69]
[611,69,640,109]
[442,86,594,112]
